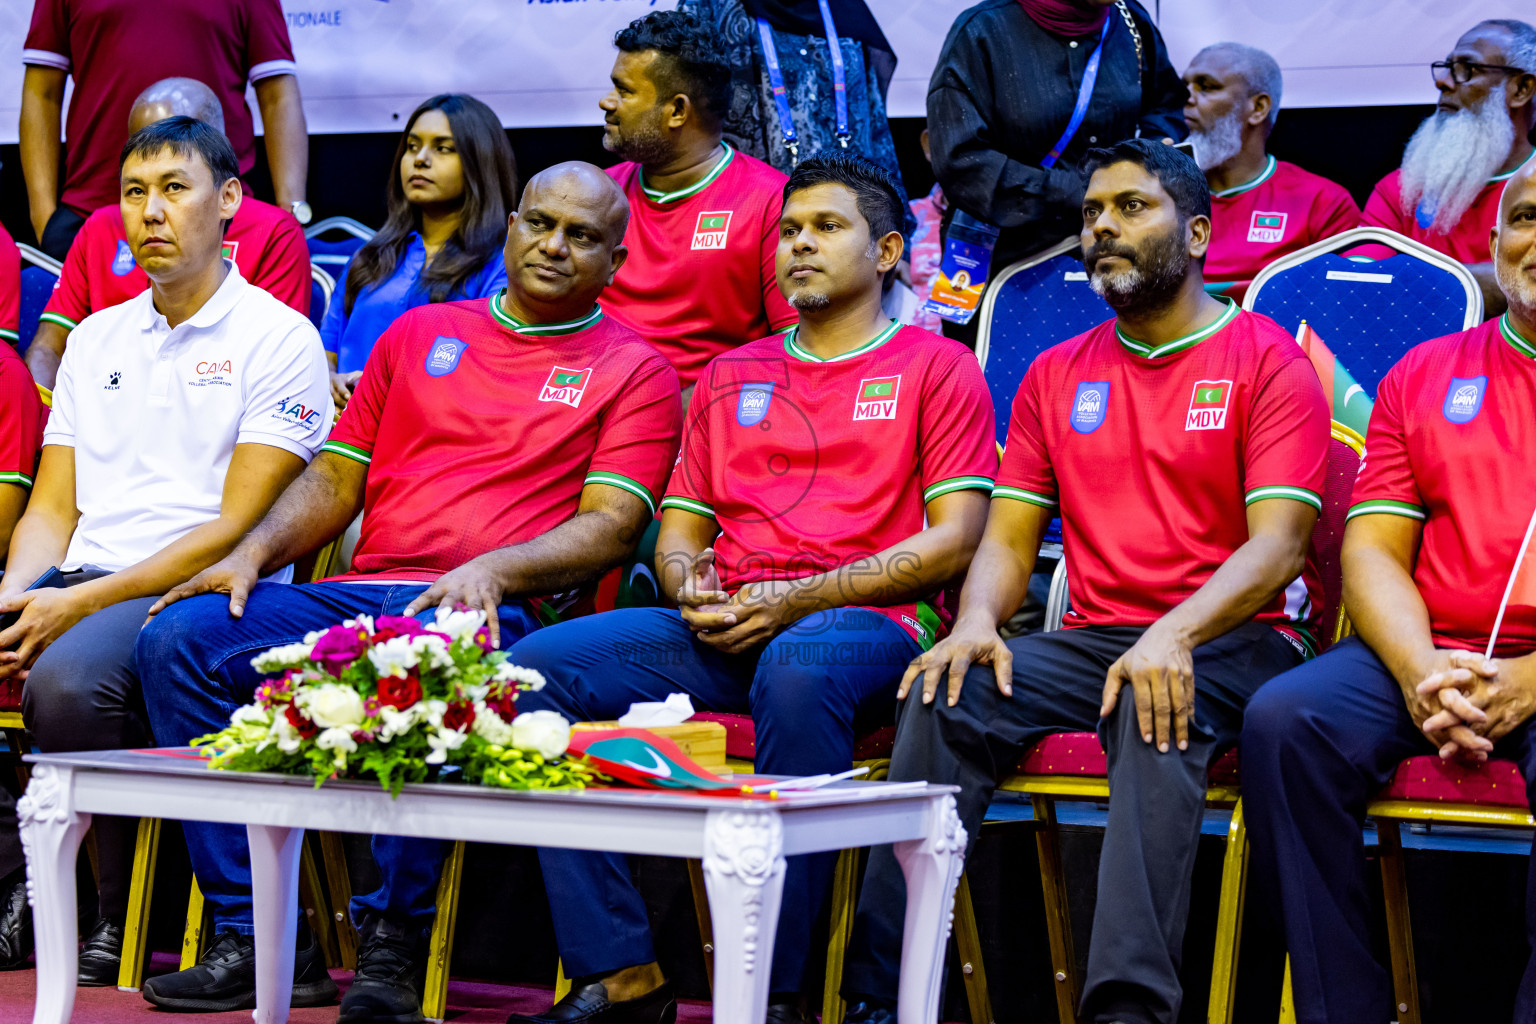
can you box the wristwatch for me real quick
[289,200,313,225]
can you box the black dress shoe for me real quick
[0,869,30,970]
[507,980,676,1024]
[338,916,426,1023]
[766,1000,812,1023]
[76,918,123,986]
[844,1000,896,1024]
[140,928,338,1011]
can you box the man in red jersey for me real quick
[599,9,798,397]
[837,139,1329,1024]
[1361,19,1535,315]
[1183,43,1358,298]
[504,155,995,1024]
[1242,159,1536,1024]
[27,77,312,390]
[134,162,681,1023]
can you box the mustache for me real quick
[1084,240,1138,270]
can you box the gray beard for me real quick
[1188,108,1245,172]
[788,291,832,312]
[1495,253,1536,324]
[1399,96,1515,235]
[1088,227,1191,315]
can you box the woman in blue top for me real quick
[324,93,518,407]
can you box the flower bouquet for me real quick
[192,607,603,795]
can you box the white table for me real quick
[19,749,965,1024]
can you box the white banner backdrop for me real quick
[0,0,1525,144]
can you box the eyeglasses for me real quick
[1431,59,1528,85]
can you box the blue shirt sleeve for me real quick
[473,255,508,300]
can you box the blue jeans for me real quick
[1242,638,1536,1024]
[509,606,917,994]
[136,581,540,935]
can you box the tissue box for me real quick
[571,720,727,771]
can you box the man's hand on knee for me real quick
[1101,624,1195,753]
[147,552,262,621]
[403,557,508,646]
[899,615,1012,708]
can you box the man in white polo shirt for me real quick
[0,117,334,993]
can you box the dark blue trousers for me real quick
[137,581,540,934]
[509,606,917,994]
[1242,637,1536,1024]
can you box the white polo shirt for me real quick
[44,262,333,574]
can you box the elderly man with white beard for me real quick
[1182,43,1359,299]
[1362,18,1535,315]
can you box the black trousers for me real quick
[0,583,158,922]
[0,788,19,880]
[841,622,1305,1024]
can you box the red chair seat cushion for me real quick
[0,677,21,713]
[1012,731,1243,786]
[692,712,896,762]
[1377,755,1528,810]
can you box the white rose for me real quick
[426,607,486,645]
[315,727,358,769]
[425,726,467,765]
[269,713,303,754]
[471,705,515,746]
[493,662,547,691]
[303,684,367,730]
[511,710,570,759]
[366,636,420,679]
[231,703,272,726]
[249,642,314,674]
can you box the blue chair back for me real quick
[309,263,335,331]
[19,265,58,356]
[975,238,1111,447]
[305,217,375,278]
[1244,227,1481,398]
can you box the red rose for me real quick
[284,703,318,739]
[376,672,423,710]
[487,691,518,722]
[442,701,474,732]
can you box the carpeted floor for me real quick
[0,952,717,1023]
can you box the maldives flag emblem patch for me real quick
[690,210,733,250]
[1246,211,1287,244]
[539,366,592,408]
[1186,379,1233,431]
[853,376,901,421]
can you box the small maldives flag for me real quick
[1489,505,1536,656]
[1296,321,1372,442]
[1192,382,1226,406]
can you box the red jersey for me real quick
[1,220,18,345]
[24,0,295,215]
[605,144,797,386]
[0,341,44,491]
[1206,157,1359,284]
[1359,155,1533,264]
[40,199,310,332]
[322,294,681,585]
[661,322,997,648]
[997,302,1330,644]
[1347,315,1536,656]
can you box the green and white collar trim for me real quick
[1489,149,1535,183]
[1212,154,1276,198]
[1115,299,1238,359]
[784,320,901,363]
[639,143,735,204]
[1501,313,1536,360]
[489,292,603,336]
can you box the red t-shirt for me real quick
[24,0,295,215]
[0,341,45,491]
[605,144,798,387]
[1347,315,1536,656]
[40,199,310,331]
[661,322,997,648]
[321,294,681,585]
[0,221,19,345]
[996,302,1330,645]
[1206,157,1359,284]
[1359,157,1532,264]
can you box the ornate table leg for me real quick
[20,765,91,1024]
[703,808,785,1024]
[248,824,303,1024]
[893,794,966,1024]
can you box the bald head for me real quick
[502,160,631,320]
[129,78,225,136]
[1494,157,1536,319]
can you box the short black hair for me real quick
[1083,138,1212,222]
[614,11,731,128]
[119,115,240,186]
[784,155,905,242]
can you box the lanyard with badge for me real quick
[923,14,1114,326]
[755,0,850,167]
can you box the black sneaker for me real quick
[0,869,30,970]
[338,916,427,1024]
[76,918,123,986]
[141,928,338,1011]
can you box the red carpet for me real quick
[0,952,717,1023]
